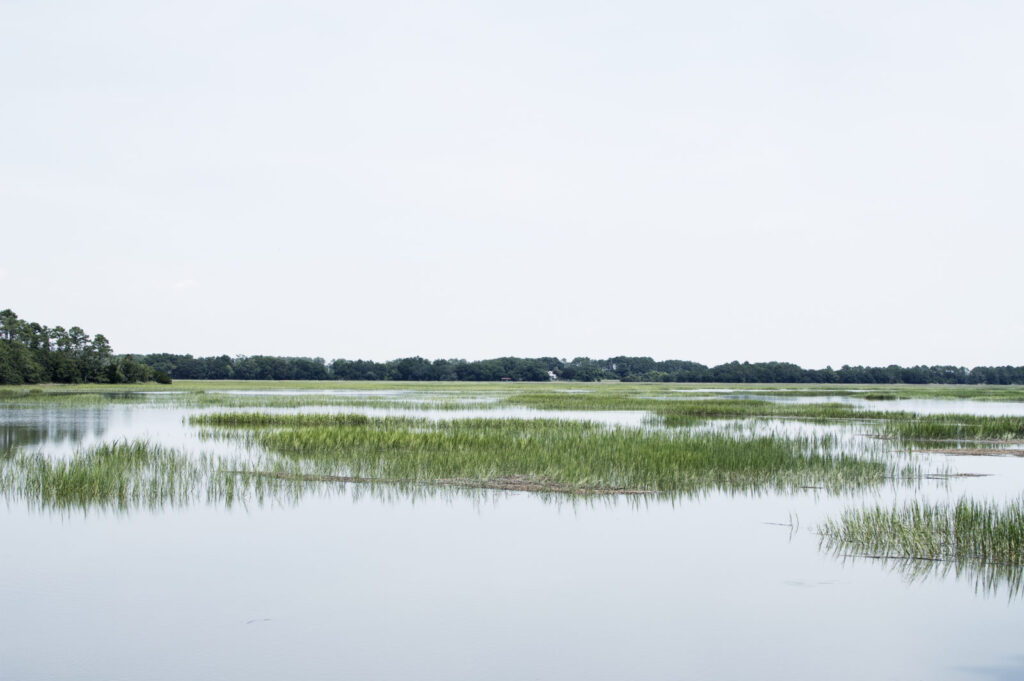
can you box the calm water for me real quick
[2,392,1023,681]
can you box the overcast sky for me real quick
[2,1,1022,368]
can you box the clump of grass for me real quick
[197,412,918,495]
[882,415,1024,442]
[0,438,329,512]
[0,440,206,511]
[820,498,1024,586]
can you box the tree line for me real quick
[134,353,1024,384]
[3,308,1022,385]
[0,309,170,385]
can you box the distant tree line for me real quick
[3,307,1021,385]
[132,353,1024,385]
[137,354,560,382]
[0,309,170,385]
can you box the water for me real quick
[2,389,1023,681]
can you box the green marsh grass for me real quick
[882,415,1024,442]
[820,498,1024,597]
[7,380,1024,406]
[0,439,328,512]
[0,389,155,407]
[193,412,373,428]
[194,412,920,495]
[502,392,896,425]
[0,440,205,511]
[176,392,501,410]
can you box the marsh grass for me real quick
[0,440,206,511]
[194,412,919,495]
[192,412,373,428]
[0,389,155,407]
[743,385,1024,402]
[502,392,895,425]
[6,381,1024,408]
[176,392,501,410]
[820,498,1024,597]
[0,438,335,512]
[882,415,1024,442]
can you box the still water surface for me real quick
[1,392,1023,680]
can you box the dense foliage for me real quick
[0,309,169,385]
[5,307,1021,384]
[134,353,1024,384]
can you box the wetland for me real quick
[2,381,1024,680]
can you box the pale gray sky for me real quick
[2,1,1022,367]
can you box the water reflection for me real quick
[2,391,1023,607]
[823,548,1024,602]
[0,408,111,452]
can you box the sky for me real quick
[2,1,1022,368]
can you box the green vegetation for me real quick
[0,388,157,406]
[502,392,895,425]
[194,412,373,428]
[4,381,1023,599]
[176,392,501,410]
[136,352,1024,384]
[850,385,1024,402]
[193,412,917,495]
[5,379,1024,402]
[820,498,1024,598]
[0,423,917,511]
[820,498,1024,570]
[882,415,1024,442]
[0,441,203,511]
[0,309,170,385]
[6,380,1023,602]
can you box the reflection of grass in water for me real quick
[827,551,1024,601]
[193,413,918,495]
[820,498,1024,599]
